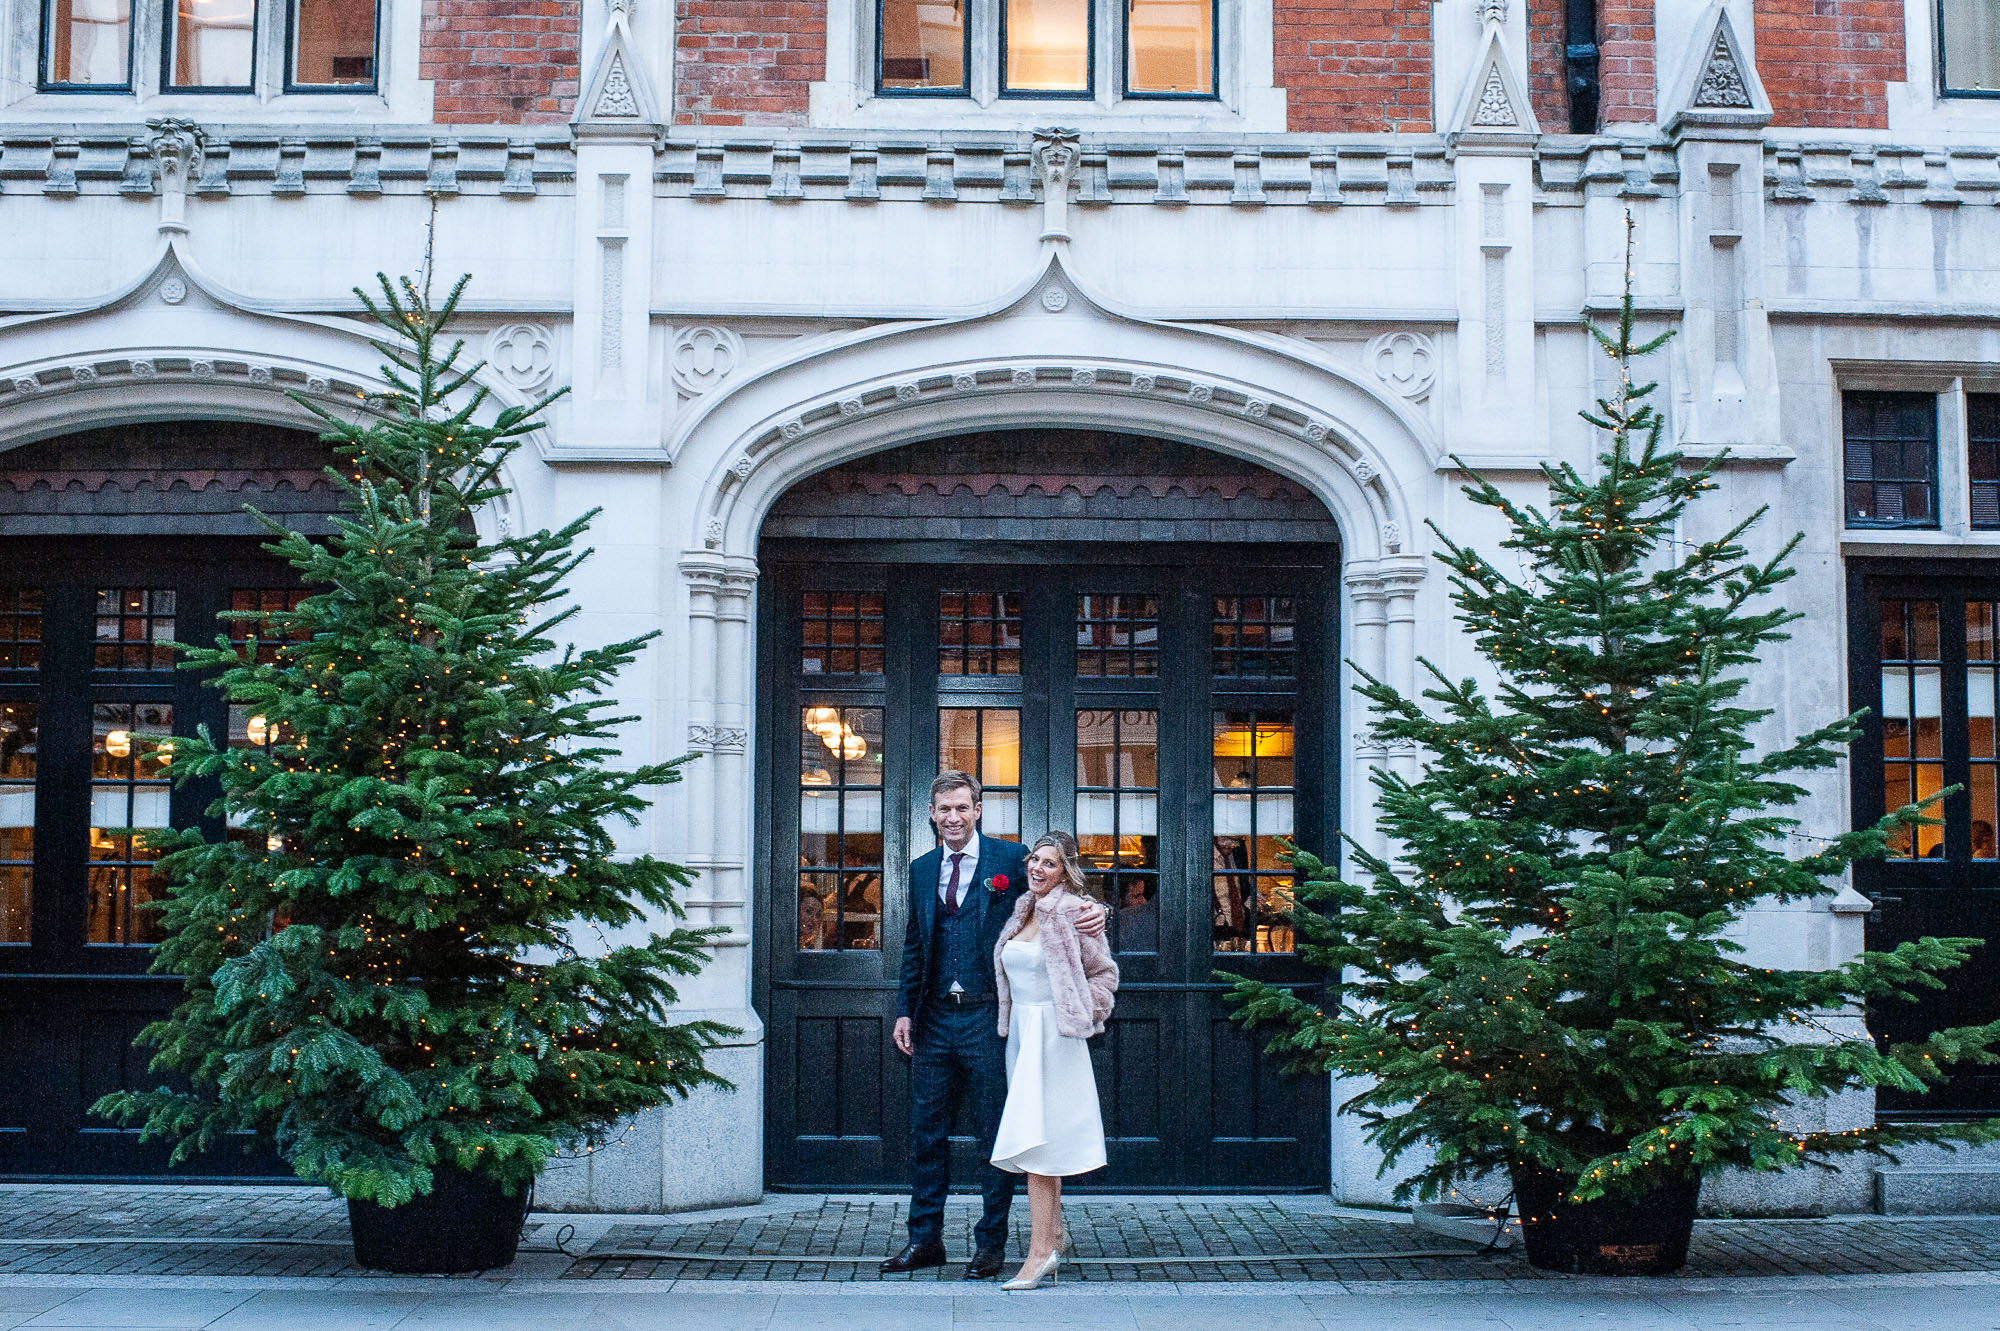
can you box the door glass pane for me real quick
[1127,0,1212,94]
[1213,594,1295,679]
[1077,594,1159,677]
[1077,710,1157,953]
[1004,0,1089,92]
[940,708,1021,839]
[880,0,965,91]
[1880,600,1945,858]
[89,702,174,945]
[95,588,176,671]
[44,0,131,86]
[800,706,884,951]
[1973,605,1999,859]
[939,591,1022,675]
[0,589,42,670]
[1943,0,2000,94]
[0,702,33,944]
[228,587,310,663]
[802,590,885,677]
[291,0,378,87]
[167,0,254,89]
[1214,712,1295,953]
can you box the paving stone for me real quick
[0,1187,1995,1288]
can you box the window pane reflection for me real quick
[95,589,176,671]
[168,0,254,88]
[802,590,886,677]
[1127,0,1212,95]
[1881,600,1945,858]
[800,706,884,950]
[1004,0,1089,93]
[940,591,1022,675]
[941,708,1021,839]
[0,702,34,944]
[0,589,43,671]
[44,0,131,87]
[880,0,966,91]
[89,702,173,945]
[291,0,378,86]
[1213,711,1295,953]
[1077,709,1157,952]
[1972,603,1998,859]
[1944,0,2000,94]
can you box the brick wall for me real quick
[1596,1,1654,123]
[1755,0,1905,129]
[422,0,580,124]
[675,0,825,126]
[1275,0,1432,133]
[1526,0,1569,131]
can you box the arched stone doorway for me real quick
[756,429,1337,1192]
[0,420,337,1177]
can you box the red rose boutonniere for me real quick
[985,874,1010,894]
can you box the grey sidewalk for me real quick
[1,1185,1999,1329]
[3,1186,1997,1284]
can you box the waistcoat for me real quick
[928,884,991,1002]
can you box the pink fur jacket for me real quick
[994,890,1119,1040]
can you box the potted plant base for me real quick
[1511,1165,1702,1277]
[346,1168,533,1274]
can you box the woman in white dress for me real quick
[989,831,1119,1291]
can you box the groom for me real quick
[880,770,1105,1278]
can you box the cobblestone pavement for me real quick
[0,1185,1997,1286]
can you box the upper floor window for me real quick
[1844,391,1940,530]
[40,0,377,94]
[1941,0,2000,97]
[877,0,1214,100]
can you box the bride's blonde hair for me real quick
[1029,831,1092,898]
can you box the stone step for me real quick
[1876,1165,2000,1215]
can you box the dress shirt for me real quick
[938,833,981,906]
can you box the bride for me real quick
[989,831,1119,1291]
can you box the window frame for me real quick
[282,0,382,94]
[159,0,259,95]
[997,0,1095,101]
[1842,389,1944,532]
[1938,0,2000,101]
[872,0,972,99]
[38,0,138,93]
[1119,0,1217,101]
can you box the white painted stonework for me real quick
[5,1,2000,1214]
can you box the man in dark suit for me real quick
[879,770,1105,1279]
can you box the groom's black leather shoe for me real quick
[879,1241,948,1275]
[964,1246,1007,1279]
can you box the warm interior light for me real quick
[104,729,131,759]
[839,728,868,761]
[245,714,270,746]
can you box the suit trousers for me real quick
[906,998,1016,1249]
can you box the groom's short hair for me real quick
[930,769,982,804]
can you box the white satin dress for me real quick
[989,936,1108,1176]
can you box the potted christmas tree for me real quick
[1227,236,2000,1275]
[95,274,731,1273]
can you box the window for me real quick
[1212,711,1294,953]
[1075,708,1158,952]
[88,701,174,944]
[877,0,1214,100]
[938,590,1021,675]
[799,705,885,951]
[940,708,1021,838]
[38,0,379,93]
[1843,391,1939,529]
[0,704,33,945]
[166,0,255,91]
[1077,593,1159,677]
[1971,395,2000,530]
[1941,0,2000,98]
[1880,600,1946,859]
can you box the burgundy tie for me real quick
[945,852,964,913]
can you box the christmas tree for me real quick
[1228,233,2000,1207]
[95,274,731,1204]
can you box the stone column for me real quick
[1381,557,1428,785]
[1343,563,1390,858]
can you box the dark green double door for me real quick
[0,538,292,1177]
[758,543,1334,1191]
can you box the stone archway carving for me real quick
[663,255,1438,952]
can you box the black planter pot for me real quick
[347,1167,532,1273]
[1511,1163,1702,1276]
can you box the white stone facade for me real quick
[4,0,1999,1213]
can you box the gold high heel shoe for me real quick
[1000,1248,1061,1291]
